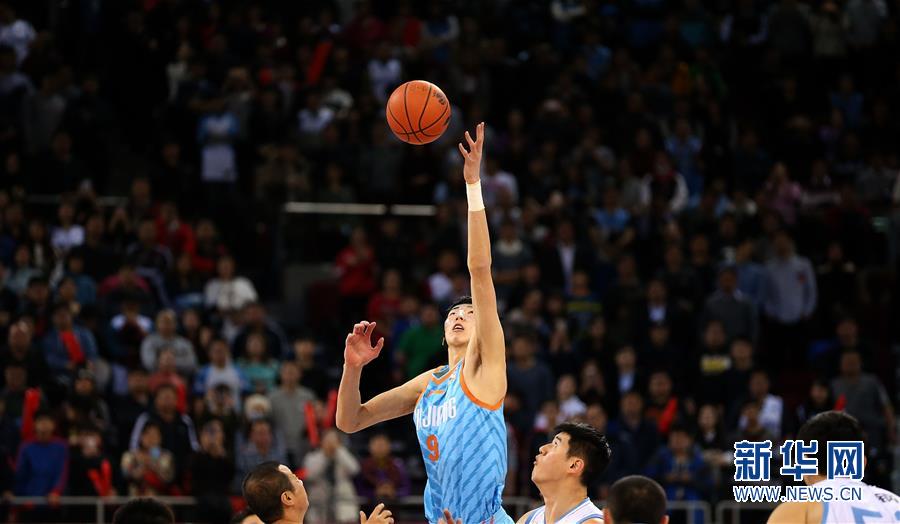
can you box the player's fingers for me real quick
[442,509,454,523]
[380,510,392,518]
[345,334,353,345]
[374,337,385,353]
[458,142,469,158]
[363,322,375,337]
[374,503,385,513]
[353,323,364,335]
[465,130,475,148]
[360,511,366,524]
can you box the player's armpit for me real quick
[338,370,430,433]
[766,501,813,524]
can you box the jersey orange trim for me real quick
[430,362,460,385]
[459,368,503,411]
[426,389,445,397]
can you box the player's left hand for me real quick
[458,122,485,184]
[360,503,394,524]
[438,508,462,524]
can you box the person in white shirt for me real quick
[768,411,900,524]
[51,201,84,254]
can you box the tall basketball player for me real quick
[336,123,512,524]
[767,411,900,524]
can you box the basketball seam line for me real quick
[419,103,449,134]
[403,83,421,144]
[387,106,415,138]
[417,84,433,134]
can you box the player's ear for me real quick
[282,490,294,507]
[569,457,585,475]
[660,515,670,524]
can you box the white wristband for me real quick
[466,180,485,211]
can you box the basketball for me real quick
[385,80,451,145]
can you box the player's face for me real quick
[444,305,475,347]
[278,464,309,513]
[532,433,576,483]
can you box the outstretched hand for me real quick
[438,508,462,524]
[344,320,384,368]
[360,503,394,524]
[458,122,485,184]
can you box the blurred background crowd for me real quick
[0,0,898,522]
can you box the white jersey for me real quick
[524,498,603,524]
[817,478,900,524]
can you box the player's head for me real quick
[603,475,669,524]
[532,422,611,488]
[796,410,865,482]
[242,462,308,524]
[443,296,474,350]
[112,498,175,524]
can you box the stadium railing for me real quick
[4,495,715,524]
[714,501,778,524]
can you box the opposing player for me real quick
[440,422,610,524]
[337,123,512,524]
[242,461,393,524]
[517,422,610,524]
[768,411,900,524]
[604,476,669,524]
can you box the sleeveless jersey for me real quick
[524,498,604,524]
[816,478,900,524]
[414,360,513,524]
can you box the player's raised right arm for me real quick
[336,320,429,433]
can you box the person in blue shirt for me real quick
[15,410,69,521]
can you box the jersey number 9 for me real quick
[426,434,439,462]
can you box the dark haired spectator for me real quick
[303,429,360,523]
[830,351,895,460]
[644,423,712,518]
[14,411,68,520]
[608,392,660,471]
[194,338,246,406]
[0,321,48,389]
[357,433,409,503]
[232,302,290,360]
[268,361,315,466]
[42,301,99,386]
[189,419,234,524]
[234,419,287,492]
[121,421,176,496]
[129,384,199,481]
[140,308,196,374]
[507,333,554,434]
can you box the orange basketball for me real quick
[385,80,451,145]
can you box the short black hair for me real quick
[553,422,611,486]
[606,475,667,524]
[242,461,293,524]
[796,411,864,475]
[445,295,473,316]
[112,498,175,524]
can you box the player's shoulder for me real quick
[516,508,540,524]
[767,500,819,524]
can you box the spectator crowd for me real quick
[0,0,898,522]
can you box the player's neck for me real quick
[540,480,589,523]
[448,347,465,369]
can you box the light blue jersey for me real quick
[414,360,513,524]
